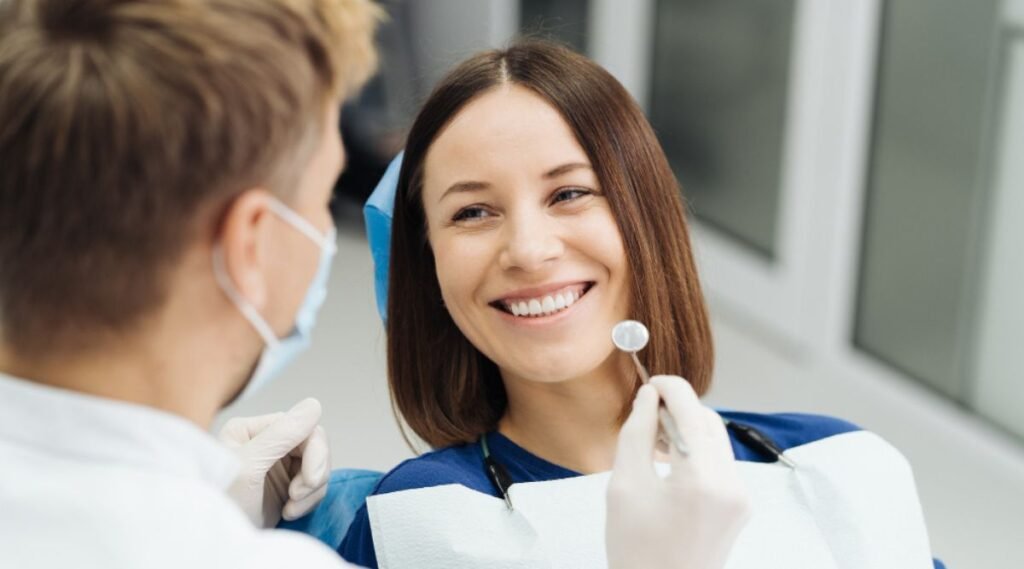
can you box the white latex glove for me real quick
[606,376,751,569]
[218,398,331,528]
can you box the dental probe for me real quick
[612,320,690,456]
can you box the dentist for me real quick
[0,1,749,568]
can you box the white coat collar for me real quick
[0,371,239,489]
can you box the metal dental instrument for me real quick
[481,435,515,511]
[612,320,690,456]
[612,320,796,469]
[722,418,797,469]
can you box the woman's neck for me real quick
[497,353,635,474]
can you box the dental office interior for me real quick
[217,1,1024,567]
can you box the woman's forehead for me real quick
[422,85,592,193]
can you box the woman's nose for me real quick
[498,213,564,273]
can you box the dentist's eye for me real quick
[551,187,592,205]
[452,206,493,223]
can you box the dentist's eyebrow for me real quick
[543,162,592,179]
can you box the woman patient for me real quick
[339,39,943,568]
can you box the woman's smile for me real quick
[423,84,631,383]
[490,281,595,319]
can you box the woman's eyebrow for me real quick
[438,162,592,203]
[439,180,490,203]
[543,162,592,179]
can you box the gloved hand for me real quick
[218,398,331,528]
[606,376,751,569]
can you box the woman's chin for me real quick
[499,356,616,386]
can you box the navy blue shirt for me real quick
[338,411,944,568]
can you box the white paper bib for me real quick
[367,431,934,569]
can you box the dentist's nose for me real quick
[498,212,564,273]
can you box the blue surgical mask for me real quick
[212,198,337,400]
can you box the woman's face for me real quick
[421,84,630,385]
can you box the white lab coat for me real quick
[0,372,356,569]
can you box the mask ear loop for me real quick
[267,198,337,252]
[212,197,334,349]
[211,245,281,349]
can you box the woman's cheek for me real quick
[435,237,484,303]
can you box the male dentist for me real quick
[0,1,749,568]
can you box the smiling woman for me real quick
[424,82,634,394]
[385,40,714,452]
[336,39,943,569]
[337,38,716,567]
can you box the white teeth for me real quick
[501,286,588,318]
[542,296,556,313]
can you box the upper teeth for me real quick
[503,288,583,317]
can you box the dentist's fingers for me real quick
[612,384,661,483]
[608,379,751,569]
[286,427,329,501]
[649,376,708,442]
[288,471,318,501]
[251,398,322,457]
[281,424,330,521]
[649,375,726,478]
[218,412,285,447]
[703,407,733,460]
[297,425,330,487]
[282,483,328,521]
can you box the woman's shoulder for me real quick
[718,409,861,461]
[370,440,494,497]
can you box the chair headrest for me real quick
[363,152,403,322]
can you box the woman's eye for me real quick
[452,206,492,223]
[551,187,591,204]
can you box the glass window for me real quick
[854,0,1002,402]
[648,0,796,258]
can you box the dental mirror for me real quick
[612,319,689,456]
[612,319,650,353]
[612,320,651,383]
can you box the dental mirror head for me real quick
[613,319,687,454]
[612,320,650,353]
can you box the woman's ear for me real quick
[217,188,276,309]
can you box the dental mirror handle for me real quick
[629,352,689,456]
[657,407,689,456]
[630,352,650,383]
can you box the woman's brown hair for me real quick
[387,39,713,449]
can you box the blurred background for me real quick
[220,1,1024,566]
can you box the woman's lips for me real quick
[490,282,595,319]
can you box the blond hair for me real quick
[0,0,381,356]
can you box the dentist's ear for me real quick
[217,188,278,309]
